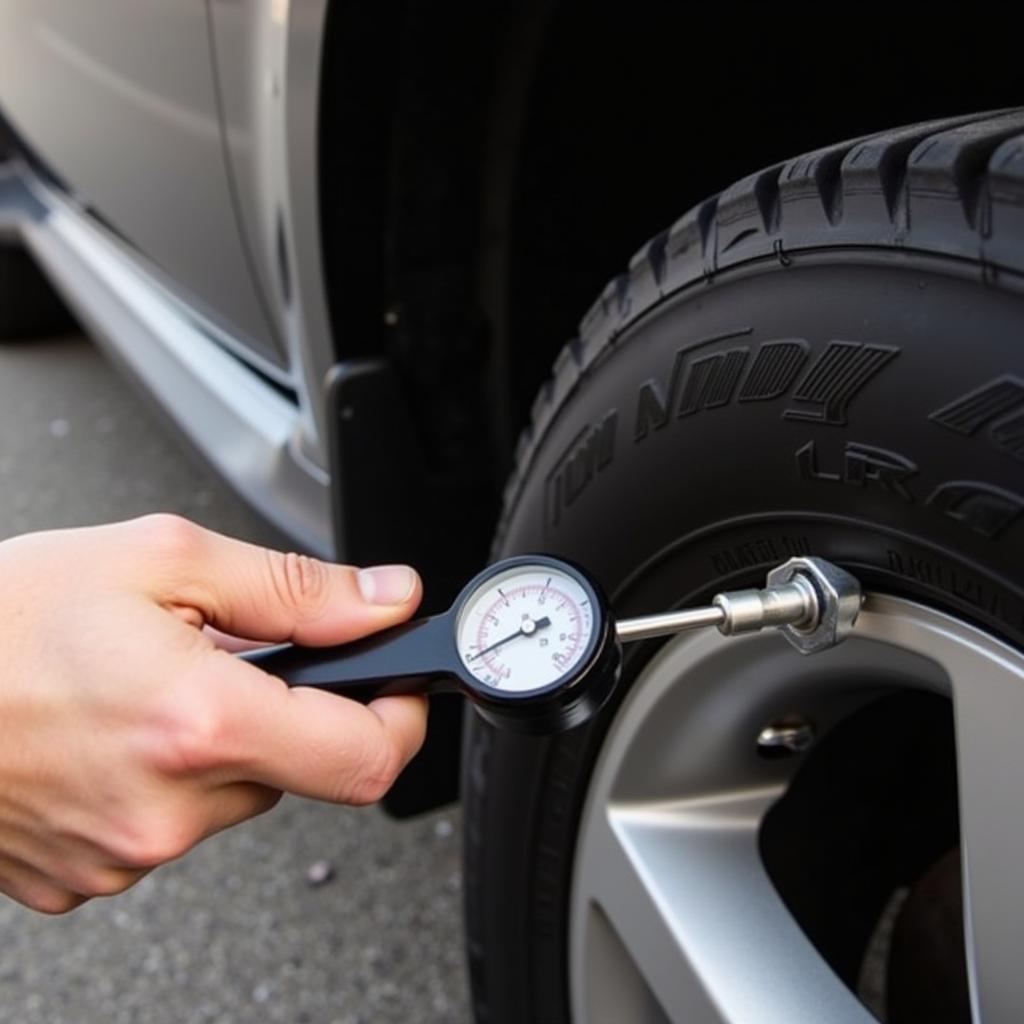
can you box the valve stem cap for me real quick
[765,557,863,655]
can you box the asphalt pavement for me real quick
[0,334,470,1023]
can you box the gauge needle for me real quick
[469,616,551,661]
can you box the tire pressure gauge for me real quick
[243,556,620,735]
[242,553,861,735]
[456,561,600,692]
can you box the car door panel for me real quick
[0,0,286,366]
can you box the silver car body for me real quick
[0,0,336,556]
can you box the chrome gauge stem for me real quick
[616,605,727,642]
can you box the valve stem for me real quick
[615,557,862,655]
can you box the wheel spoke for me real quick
[572,598,1024,1023]
[947,638,1024,1021]
[572,787,874,1024]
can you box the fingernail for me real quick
[357,565,417,605]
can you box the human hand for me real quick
[0,514,426,913]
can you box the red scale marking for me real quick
[475,584,584,677]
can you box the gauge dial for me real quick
[456,564,596,693]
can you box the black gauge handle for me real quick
[241,612,459,703]
[238,553,621,735]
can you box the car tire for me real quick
[463,109,1024,1022]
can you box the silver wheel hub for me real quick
[570,594,1024,1022]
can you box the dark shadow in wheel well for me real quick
[760,690,964,1018]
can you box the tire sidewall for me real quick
[465,249,1024,1022]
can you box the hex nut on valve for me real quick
[765,557,862,655]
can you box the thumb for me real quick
[150,521,422,645]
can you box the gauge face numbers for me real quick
[456,565,595,693]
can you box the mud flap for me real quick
[326,359,490,815]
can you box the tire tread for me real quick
[491,108,1024,555]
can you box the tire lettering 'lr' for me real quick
[634,337,898,442]
[799,442,1024,540]
[797,441,918,501]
